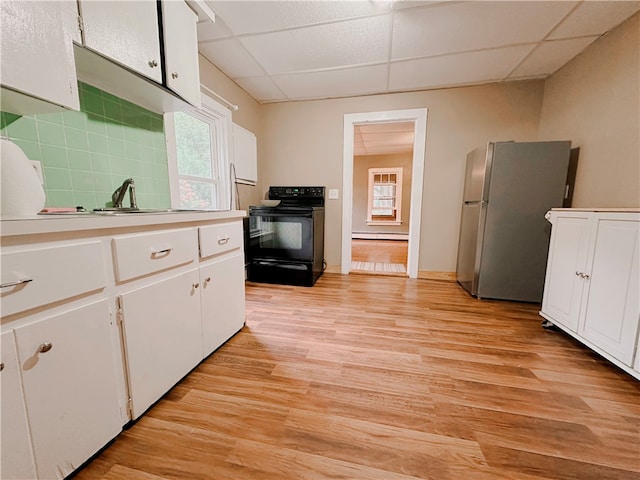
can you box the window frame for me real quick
[367,167,403,226]
[164,93,233,210]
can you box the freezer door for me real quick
[456,201,483,294]
[462,144,491,202]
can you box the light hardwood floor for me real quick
[351,239,408,276]
[75,274,640,480]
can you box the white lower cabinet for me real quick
[13,300,123,480]
[1,330,37,480]
[0,214,246,478]
[541,210,640,377]
[201,252,246,357]
[119,269,203,419]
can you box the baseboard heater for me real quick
[351,233,409,240]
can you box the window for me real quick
[165,94,232,210]
[367,167,403,225]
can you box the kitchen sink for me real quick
[38,208,214,216]
[92,208,212,215]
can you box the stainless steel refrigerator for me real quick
[456,141,571,302]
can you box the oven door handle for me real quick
[251,212,313,218]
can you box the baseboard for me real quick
[417,271,456,281]
[351,233,409,240]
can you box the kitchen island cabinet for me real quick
[540,209,640,379]
[0,210,246,478]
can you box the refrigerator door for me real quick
[456,143,493,294]
[477,141,571,302]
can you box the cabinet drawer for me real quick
[113,228,197,282]
[1,242,106,317]
[199,222,243,259]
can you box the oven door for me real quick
[248,209,314,262]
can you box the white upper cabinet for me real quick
[0,1,80,115]
[232,123,258,185]
[78,0,162,83]
[162,0,201,108]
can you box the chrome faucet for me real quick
[112,178,137,209]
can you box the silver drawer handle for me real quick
[151,248,173,258]
[217,236,230,245]
[0,278,33,288]
[38,342,53,353]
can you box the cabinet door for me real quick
[579,219,640,365]
[120,269,203,419]
[201,253,246,357]
[540,214,591,331]
[1,330,37,480]
[13,300,123,480]
[79,0,162,83]
[0,1,79,114]
[161,0,201,107]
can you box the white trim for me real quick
[342,108,428,279]
[164,92,233,210]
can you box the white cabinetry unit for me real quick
[0,1,80,115]
[541,209,640,379]
[161,0,201,108]
[78,0,162,83]
[199,221,246,356]
[74,0,202,112]
[13,301,123,480]
[120,269,203,419]
[1,210,245,478]
[232,123,258,185]
[1,330,36,480]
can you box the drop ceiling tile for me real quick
[199,38,264,78]
[359,122,414,134]
[207,1,386,35]
[239,15,390,74]
[510,36,599,78]
[234,76,287,102]
[392,1,577,60]
[272,64,388,100]
[389,45,535,91]
[360,132,415,146]
[196,17,234,42]
[549,1,640,39]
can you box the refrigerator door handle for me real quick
[464,200,486,205]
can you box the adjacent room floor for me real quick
[351,239,408,276]
[75,274,640,480]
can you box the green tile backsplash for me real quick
[0,83,170,209]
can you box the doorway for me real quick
[342,109,428,278]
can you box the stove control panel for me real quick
[269,186,325,199]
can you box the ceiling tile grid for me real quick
[198,0,640,104]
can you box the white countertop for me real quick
[550,207,640,213]
[1,210,246,238]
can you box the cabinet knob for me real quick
[38,342,53,353]
[148,60,158,68]
[171,72,179,79]
[204,277,211,284]
[0,362,4,372]
[193,283,200,289]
